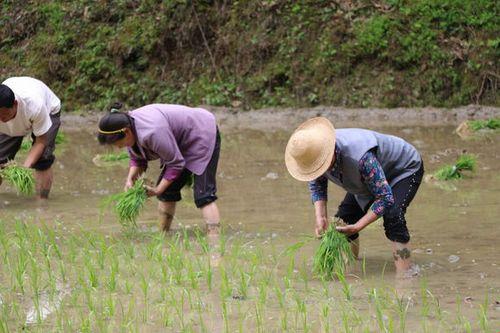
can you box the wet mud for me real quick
[0,106,499,331]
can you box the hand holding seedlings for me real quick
[144,184,159,197]
[335,223,361,236]
[315,216,328,238]
[313,224,355,279]
[0,163,35,196]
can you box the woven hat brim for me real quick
[285,117,336,182]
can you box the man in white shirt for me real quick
[0,77,62,199]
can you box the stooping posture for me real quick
[285,117,424,276]
[0,76,62,199]
[97,103,221,236]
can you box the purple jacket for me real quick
[128,104,217,180]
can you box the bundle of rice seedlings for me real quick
[103,178,148,227]
[468,118,500,131]
[434,154,476,181]
[313,224,354,279]
[100,151,129,162]
[0,164,35,195]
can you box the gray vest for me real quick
[325,128,421,208]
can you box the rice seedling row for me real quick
[0,220,492,332]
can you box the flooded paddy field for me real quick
[0,109,499,332]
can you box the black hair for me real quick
[97,102,132,145]
[0,84,15,108]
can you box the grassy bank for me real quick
[1,0,498,110]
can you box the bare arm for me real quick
[336,209,379,235]
[23,134,48,168]
[314,199,328,237]
[145,177,173,197]
[124,166,145,190]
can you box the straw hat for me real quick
[285,117,336,181]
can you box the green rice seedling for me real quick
[321,303,331,333]
[254,302,263,333]
[478,295,489,332]
[420,279,430,318]
[206,260,213,291]
[194,228,209,254]
[257,280,267,306]
[107,256,118,292]
[283,275,292,290]
[294,294,308,332]
[468,118,500,131]
[280,309,288,331]
[99,151,129,162]
[103,178,148,227]
[220,265,231,299]
[394,295,410,332]
[313,224,354,279]
[182,227,191,250]
[139,273,149,322]
[274,286,285,309]
[434,154,476,181]
[237,268,250,299]
[0,164,35,195]
[335,267,352,301]
[221,298,230,333]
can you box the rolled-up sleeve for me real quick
[150,131,185,181]
[359,151,394,216]
[308,175,328,203]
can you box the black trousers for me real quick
[335,163,424,243]
[156,129,221,208]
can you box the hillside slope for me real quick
[1,0,498,110]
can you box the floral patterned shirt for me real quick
[308,149,394,216]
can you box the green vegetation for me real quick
[54,131,66,144]
[99,151,129,162]
[1,0,498,110]
[313,224,354,279]
[434,154,477,180]
[0,220,490,331]
[0,164,35,195]
[19,132,66,153]
[19,140,32,153]
[468,118,500,131]
[103,178,147,227]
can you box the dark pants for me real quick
[335,163,424,243]
[0,113,61,171]
[156,129,221,208]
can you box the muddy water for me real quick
[1,119,499,329]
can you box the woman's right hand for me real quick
[124,178,134,191]
[315,217,328,238]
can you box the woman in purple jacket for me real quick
[97,103,221,236]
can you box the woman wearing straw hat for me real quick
[285,117,424,276]
[97,103,221,237]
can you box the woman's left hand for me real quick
[336,223,361,236]
[144,185,159,197]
